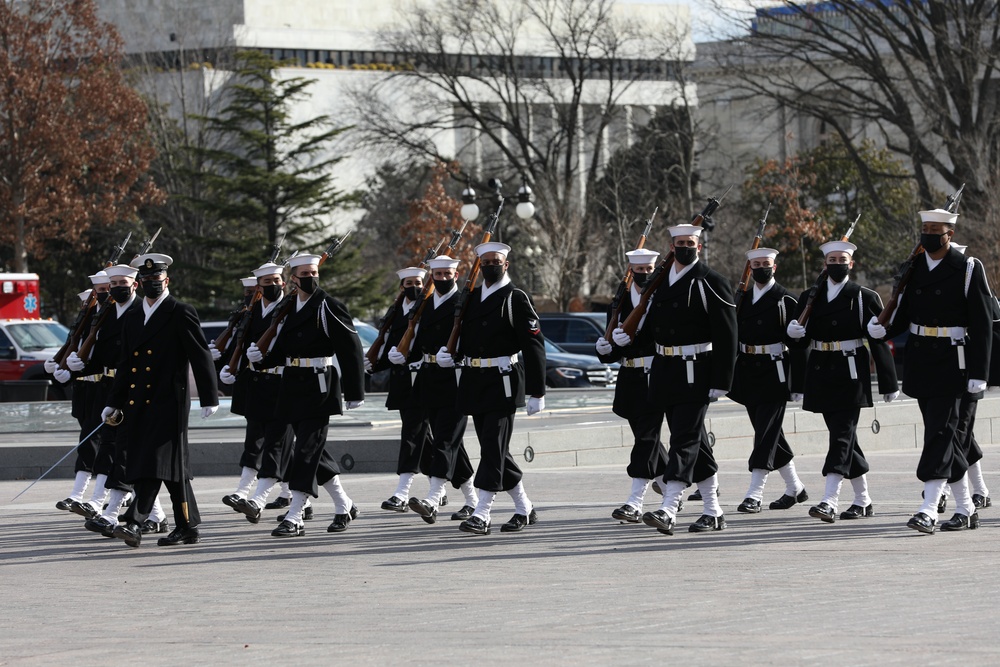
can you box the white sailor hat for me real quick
[132,253,173,274]
[668,224,703,238]
[240,276,257,288]
[78,289,92,302]
[475,241,511,257]
[820,241,857,256]
[396,266,427,281]
[626,248,660,264]
[105,264,138,279]
[427,254,460,270]
[746,247,779,261]
[952,244,967,255]
[288,254,322,268]
[88,270,110,285]
[252,262,283,278]
[919,209,959,225]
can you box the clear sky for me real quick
[632,0,761,42]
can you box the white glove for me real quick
[363,356,373,373]
[100,406,116,422]
[66,351,85,371]
[387,346,406,365]
[53,368,71,384]
[526,396,545,415]
[867,316,887,340]
[969,379,987,393]
[611,327,632,347]
[201,405,219,419]
[791,393,804,402]
[208,342,222,361]
[708,388,728,399]
[346,400,364,410]
[883,391,900,403]
[43,358,58,374]
[246,343,263,363]
[786,319,806,339]
[436,346,455,368]
[219,365,236,385]
[595,337,613,355]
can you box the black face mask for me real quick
[261,284,283,302]
[921,232,947,253]
[297,276,315,294]
[403,286,421,301]
[481,265,505,283]
[632,272,650,289]
[109,286,132,303]
[826,264,850,283]
[751,266,774,284]
[95,291,109,305]
[143,279,165,299]
[434,278,455,294]
[673,246,697,266]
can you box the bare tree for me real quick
[349,0,694,309]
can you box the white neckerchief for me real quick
[630,282,642,307]
[434,285,458,308]
[752,278,775,304]
[261,297,280,318]
[668,257,698,286]
[826,277,848,302]
[401,297,416,315]
[925,251,944,272]
[142,288,170,325]
[481,272,511,300]
[115,293,136,318]
[296,292,312,312]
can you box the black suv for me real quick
[538,312,607,355]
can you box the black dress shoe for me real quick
[500,509,538,533]
[839,504,874,520]
[737,498,761,514]
[769,488,808,510]
[439,495,448,507]
[56,498,75,512]
[808,502,837,523]
[451,505,475,521]
[688,489,702,501]
[973,494,992,509]
[938,495,947,514]
[85,516,116,538]
[612,504,642,523]
[689,514,726,532]
[277,505,315,523]
[380,496,409,512]
[236,498,262,524]
[349,504,359,520]
[459,516,491,535]
[328,513,351,533]
[158,526,200,546]
[272,520,304,537]
[408,497,438,524]
[141,519,169,534]
[222,494,242,510]
[70,500,98,519]
[907,511,936,534]
[264,496,290,510]
[651,480,663,495]
[641,509,675,535]
[113,522,142,548]
[940,512,980,531]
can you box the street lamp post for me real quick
[460,175,538,291]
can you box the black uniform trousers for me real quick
[72,382,103,474]
[955,392,984,467]
[472,410,521,492]
[124,478,201,529]
[255,421,296,481]
[626,412,668,480]
[663,401,718,485]
[287,417,342,497]
[916,396,967,483]
[239,419,267,471]
[745,402,795,472]
[396,407,432,475]
[821,408,869,479]
[425,405,473,487]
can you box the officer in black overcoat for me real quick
[787,240,898,524]
[729,248,808,514]
[103,253,220,548]
[436,242,546,535]
[245,253,366,538]
[596,248,669,524]
[868,210,992,533]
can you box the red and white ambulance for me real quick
[0,273,71,394]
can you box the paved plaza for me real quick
[2,443,1000,665]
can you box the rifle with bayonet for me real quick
[734,203,771,313]
[445,196,505,355]
[619,187,733,339]
[604,208,656,341]
[227,237,285,372]
[796,212,861,327]
[876,184,965,327]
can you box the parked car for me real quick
[0,318,71,400]
[544,339,617,388]
[538,312,608,355]
[354,320,390,392]
[886,329,908,380]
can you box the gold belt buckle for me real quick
[745,344,757,354]
[291,358,302,367]
[469,358,482,368]
[924,326,939,337]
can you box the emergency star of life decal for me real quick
[23,293,37,314]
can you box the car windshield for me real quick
[354,322,378,347]
[6,321,70,351]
